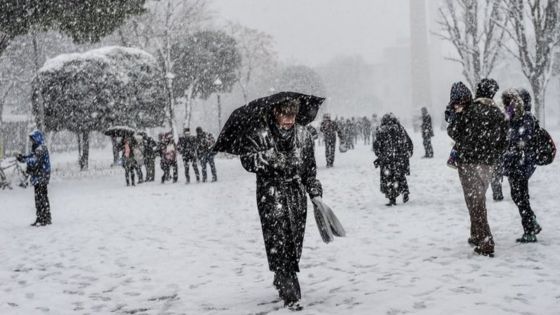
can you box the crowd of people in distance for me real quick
[116,126,218,186]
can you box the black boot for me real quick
[385,198,396,206]
[403,192,409,203]
[467,237,479,247]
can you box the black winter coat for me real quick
[421,114,434,139]
[320,119,339,141]
[447,98,508,165]
[177,136,198,159]
[373,122,413,196]
[241,124,322,273]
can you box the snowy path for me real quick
[1,131,560,315]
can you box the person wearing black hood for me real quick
[240,99,322,310]
[17,130,52,226]
[420,107,434,158]
[502,88,541,242]
[196,127,217,182]
[373,113,413,206]
[447,79,508,257]
[178,128,200,183]
[445,82,472,168]
[473,79,505,201]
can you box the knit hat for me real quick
[449,82,472,105]
[475,78,499,99]
[518,88,532,112]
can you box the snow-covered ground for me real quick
[1,130,560,315]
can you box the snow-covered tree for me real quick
[499,0,560,124]
[274,65,327,97]
[32,46,166,170]
[171,30,241,127]
[225,22,278,104]
[437,0,508,90]
[0,0,146,57]
[115,0,210,138]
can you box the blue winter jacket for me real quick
[503,113,537,179]
[23,130,51,186]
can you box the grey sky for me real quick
[211,0,411,66]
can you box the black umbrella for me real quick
[213,91,325,155]
[104,125,136,137]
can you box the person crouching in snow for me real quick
[240,99,322,310]
[373,113,413,206]
[17,130,52,226]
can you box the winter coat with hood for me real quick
[22,130,51,186]
[373,114,413,194]
[240,121,322,273]
[447,97,508,165]
[502,89,537,178]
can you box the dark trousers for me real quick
[363,133,371,145]
[324,137,336,166]
[200,153,217,182]
[161,160,178,183]
[422,137,433,157]
[491,165,503,200]
[123,159,137,186]
[508,174,537,233]
[458,164,494,252]
[145,157,155,181]
[34,184,51,224]
[182,156,200,183]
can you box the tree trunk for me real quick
[184,87,194,129]
[78,131,90,170]
[77,132,82,166]
[111,136,119,166]
[217,94,222,132]
[530,76,546,126]
[32,32,45,131]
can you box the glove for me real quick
[257,148,287,171]
[16,153,24,163]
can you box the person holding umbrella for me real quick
[214,92,344,310]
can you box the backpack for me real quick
[530,121,556,166]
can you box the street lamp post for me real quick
[214,78,223,131]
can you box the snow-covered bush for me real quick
[32,46,166,169]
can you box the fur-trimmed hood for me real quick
[501,89,524,121]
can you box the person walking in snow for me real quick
[473,79,505,201]
[177,128,200,184]
[373,113,413,206]
[420,107,434,158]
[139,132,157,182]
[240,99,323,310]
[502,88,542,243]
[17,130,52,226]
[319,113,339,168]
[119,135,139,186]
[362,116,372,145]
[158,132,178,183]
[371,113,380,150]
[196,127,217,183]
[133,134,145,184]
[447,79,508,257]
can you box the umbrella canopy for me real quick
[103,126,136,137]
[213,91,325,155]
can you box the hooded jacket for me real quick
[502,89,537,178]
[447,97,508,165]
[23,130,51,186]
